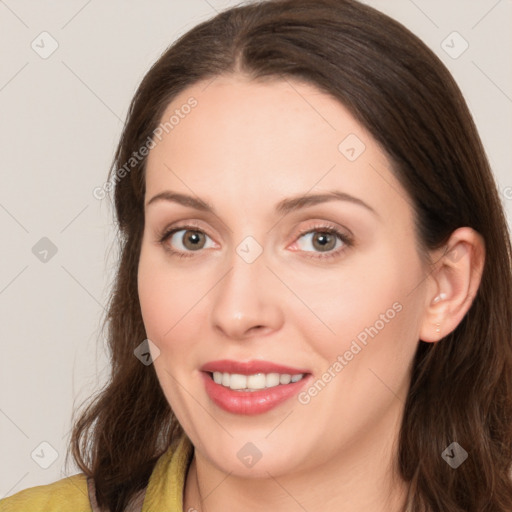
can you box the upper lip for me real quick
[200,359,310,375]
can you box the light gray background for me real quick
[1,0,511,499]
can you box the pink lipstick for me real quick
[200,359,311,415]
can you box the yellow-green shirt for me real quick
[0,434,194,512]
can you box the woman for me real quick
[1,0,511,511]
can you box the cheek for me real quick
[316,253,424,405]
[138,242,182,332]
[137,259,170,340]
[138,250,211,436]
[137,247,209,360]
[284,243,420,362]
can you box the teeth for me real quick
[266,373,280,387]
[247,373,266,389]
[211,371,305,391]
[229,374,247,390]
[279,374,291,385]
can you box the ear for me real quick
[419,227,485,343]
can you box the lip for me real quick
[200,359,309,375]
[200,359,311,415]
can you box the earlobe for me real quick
[418,227,485,343]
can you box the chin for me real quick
[195,434,312,479]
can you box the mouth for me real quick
[200,360,311,415]
[208,371,306,391]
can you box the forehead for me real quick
[151,74,368,159]
[144,74,409,223]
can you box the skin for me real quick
[137,74,485,512]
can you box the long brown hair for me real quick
[67,0,512,510]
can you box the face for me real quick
[138,74,429,478]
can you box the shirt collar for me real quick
[142,433,194,512]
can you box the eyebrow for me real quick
[145,190,378,218]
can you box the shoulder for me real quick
[0,473,91,512]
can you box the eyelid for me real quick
[289,219,353,241]
[157,219,219,247]
[157,219,214,239]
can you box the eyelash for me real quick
[156,221,354,261]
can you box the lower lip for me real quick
[202,372,309,415]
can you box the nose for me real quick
[210,248,284,341]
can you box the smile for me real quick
[211,371,306,391]
[200,360,311,415]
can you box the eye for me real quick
[157,222,353,261]
[291,223,353,260]
[158,224,216,258]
